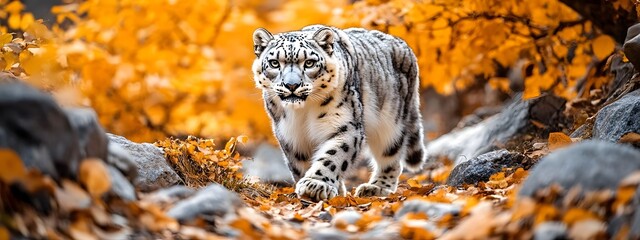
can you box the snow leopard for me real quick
[252,25,426,201]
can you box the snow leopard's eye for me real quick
[304,60,316,68]
[268,60,280,68]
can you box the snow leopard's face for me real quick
[252,27,339,109]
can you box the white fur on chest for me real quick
[276,99,351,155]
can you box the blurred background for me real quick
[0,0,628,144]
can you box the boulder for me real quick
[446,150,530,186]
[0,78,117,181]
[359,220,404,239]
[0,79,81,179]
[605,53,635,101]
[107,165,137,201]
[593,89,640,145]
[395,200,461,221]
[242,143,293,185]
[518,140,640,198]
[308,228,348,240]
[166,184,243,222]
[318,211,333,221]
[533,222,568,240]
[623,23,640,69]
[107,134,181,191]
[331,210,362,226]
[106,143,138,182]
[145,185,196,204]
[426,94,565,165]
[64,108,109,161]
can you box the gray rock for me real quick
[243,143,293,184]
[107,165,136,201]
[166,184,243,222]
[519,140,640,198]
[0,78,81,179]
[593,89,640,145]
[359,220,403,239]
[534,222,568,240]
[623,23,640,69]
[607,215,629,238]
[107,134,181,191]
[309,228,348,240]
[608,183,640,239]
[605,53,635,101]
[0,77,116,181]
[318,211,333,221]
[632,209,640,239]
[569,123,590,139]
[427,94,565,165]
[331,210,362,226]
[106,143,138,181]
[446,150,530,186]
[146,185,196,204]
[64,108,108,161]
[395,200,461,221]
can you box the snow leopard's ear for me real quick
[253,28,273,57]
[312,27,335,56]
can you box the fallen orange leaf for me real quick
[562,208,599,225]
[619,132,640,144]
[0,149,26,183]
[79,158,112,197]
[548,132,572,150]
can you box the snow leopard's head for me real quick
[252,26,340,109]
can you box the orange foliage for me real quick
[155,135,248,189]
[0,0,633,141]
[332,0,617,99]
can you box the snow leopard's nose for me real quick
[285,82,300,92]
[282,69,303,92]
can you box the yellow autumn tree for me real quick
[1,0,635,142]
[331,0,619,99]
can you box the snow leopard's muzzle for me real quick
[273,70,310,105]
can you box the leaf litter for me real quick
[3,134,638,239]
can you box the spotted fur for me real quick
[252,25,426,201]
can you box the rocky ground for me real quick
[2,25,640,240]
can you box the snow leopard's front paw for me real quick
[295,177,338,202]
[354,183,394,197]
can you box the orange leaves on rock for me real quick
[429,164,452,184]
[156,135,247,189]
[79,159,112,197]
[327,195,375,209]
[510,198,536,221]
[614,171,640,210]
[562,208,599,225]
[440,202,494,240]
[548,132,573,150]
[407,175,426,188]
[619,132,640,144]
[487,172,508,189]
[230,218,263,239]
[534,203,559,225]
[399,220,436,240]
[0,149,26,183]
